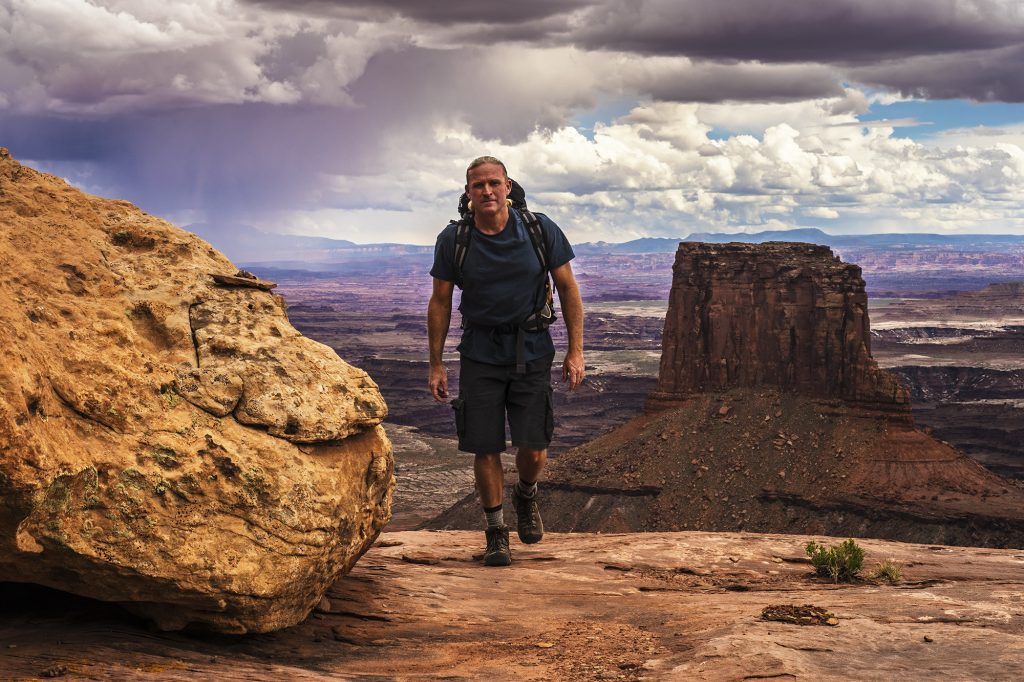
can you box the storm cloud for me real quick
[2,0,1024,245]
[243,0,590,25]
[851,45,1024,102]
[567,0,1024,63]
[6,0,1024,116]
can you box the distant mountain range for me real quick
[186,222,432,265]
[186,222,1024,266]
[576,228,1024,254]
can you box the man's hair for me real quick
[466,156,508,183]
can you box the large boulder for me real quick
[0,148,393,633]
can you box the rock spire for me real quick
[651,242,908,408]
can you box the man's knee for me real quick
[475,452,503,466]
[517,447,547,465]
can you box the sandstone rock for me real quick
[0,148,393,633]
[3,530,1024,680]
[651,242,910,409]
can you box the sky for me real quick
[3,0,1024,247]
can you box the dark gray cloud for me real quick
[568,0,1024,64]
[259,31,329,84]
[243,0,589,24]
[0,43,595,219]
[348,44,614,143]
[242,0,1024,103]
[850,46,1024,102]
[636,62,843,103]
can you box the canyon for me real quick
[269,243,1024,487]
[3,150,1024,679]
[431,243,1024,547]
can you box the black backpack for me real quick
[451,179,557,371]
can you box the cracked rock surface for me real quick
[0,148,393,633]
[2,531,1023,680]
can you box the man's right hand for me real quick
[427,278,455,404]
[429,363,449,403]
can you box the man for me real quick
[428,156,585,566]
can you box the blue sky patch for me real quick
[862,98,1024,140]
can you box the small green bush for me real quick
[871,559,903,584]
[805,539,865,583]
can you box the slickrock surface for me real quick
[2,530,1023,680]
[0,149,393,632]
[651,242,909,409]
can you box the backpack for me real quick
[450,179,557,371]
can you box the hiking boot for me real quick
[483,525,511,566]
[512,488,544,544]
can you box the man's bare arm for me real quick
[428,277,455,402]
[551,262,585,390]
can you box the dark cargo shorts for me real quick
[451,354,554,455]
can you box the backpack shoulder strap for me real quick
[453,218,472,285]
[515,209,557,370]
[519,209,548,272]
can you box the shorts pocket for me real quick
[451,398,466,439]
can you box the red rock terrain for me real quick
[432,242,1024,547]
[2,531,1023,680]
[433,387,1024,546]
[2,156,1024,679]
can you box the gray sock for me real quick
[484,504,503,528]
[516,479,537,499]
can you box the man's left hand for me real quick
[562,351,585,391]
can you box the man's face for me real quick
[466,163,511,219]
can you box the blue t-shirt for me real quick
[431,208,575,366]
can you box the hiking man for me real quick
[428,156,585,566]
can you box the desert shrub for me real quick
[805,539,865,583]
[871,559,903,584]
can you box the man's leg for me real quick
[508,359,553,545]
[474,452,505,509]
[475,452,511,566]
[515,447,546,516]
[511,447,546,544]
[458,357,513,566]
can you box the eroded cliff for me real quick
[651,242,909,409]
